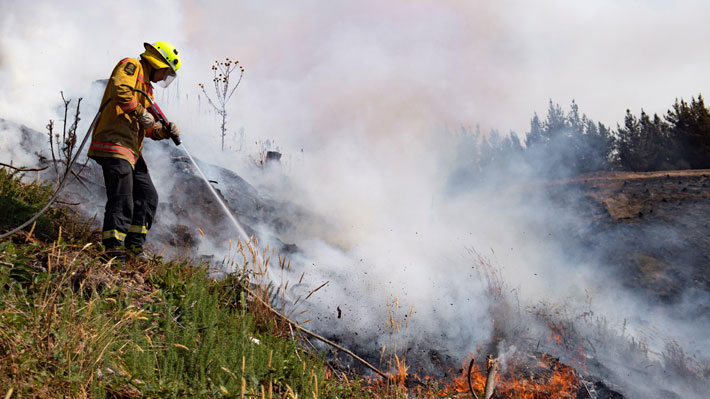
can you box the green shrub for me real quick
[0,168,56,239]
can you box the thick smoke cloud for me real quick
[2,1,710,397]
[4,1,710,148]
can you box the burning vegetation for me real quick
[7,133,709,398]
[3,89,710,397]
[443,353,582,399]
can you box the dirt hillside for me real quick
[547,169,710,305]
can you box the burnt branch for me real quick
[0,162,48,173]
[46,92,84,183]
[468,357,480,399]
[74,159,90,178]
[46,120,58,176]
[62,96,82,170]
[61,91,70,151]
[484,355,499,399]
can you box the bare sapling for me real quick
[46,92,87,185]
[198,58,245,151]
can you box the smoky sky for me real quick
[2,0,710,153]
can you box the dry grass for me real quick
[0,239,154,398]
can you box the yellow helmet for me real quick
[142,41,181,72]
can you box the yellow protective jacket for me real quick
[88,57,171,167]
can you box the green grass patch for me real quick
[0,241,336,398]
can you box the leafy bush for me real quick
[0,168,56,239]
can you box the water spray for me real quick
[128,86,266,269]
[179,144,262,259]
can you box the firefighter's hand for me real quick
[137,109,155,128]
[168,122,180,138]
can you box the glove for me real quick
[137,108,155,128]
[168,122,180,138]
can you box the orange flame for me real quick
[365,353,411,391]
[442,354,580,399]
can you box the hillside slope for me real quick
[547,169,710,303]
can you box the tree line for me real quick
[451,94,710,184]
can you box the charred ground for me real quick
[7,121,710,398]
[546,170,710,305]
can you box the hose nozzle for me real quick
[122,84,181,147]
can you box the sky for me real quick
[2,0,710,153]
[2,2,710,396]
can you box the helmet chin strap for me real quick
[140,58,157,83]
[148,66,157,83]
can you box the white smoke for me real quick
[2,1,710,397]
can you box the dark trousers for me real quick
[96,156,158,251]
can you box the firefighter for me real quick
[88,41,182,262]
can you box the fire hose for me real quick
[0,98,112,240]
[124,85,181,146]
[239,283,388,379]
[0,92,392,380]
[0,86,180,240]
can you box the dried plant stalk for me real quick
[484,356,499,399]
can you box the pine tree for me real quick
[666,95,710,168]
[616,110,641,170]
[524,100,613,177]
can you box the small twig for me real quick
[287,323,302,362]
[47,119,58,175]
[172,312,185,329]
[579,377,594,399]
[66,97,82,165]
[0,162,48,172]
[0,262,13,267]
[226,69,244,103]
[70,169,92,192]
[300,334,320,354]
[74,158,90,178]
[305,280,328,300]
[324,360,346,383]
[29,264,48,273]
[54,200,81,206]
[61,91,70,152]
[468,357,480,399]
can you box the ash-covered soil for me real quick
[545,170,710,304]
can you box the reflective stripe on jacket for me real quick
[88,57,171,167]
